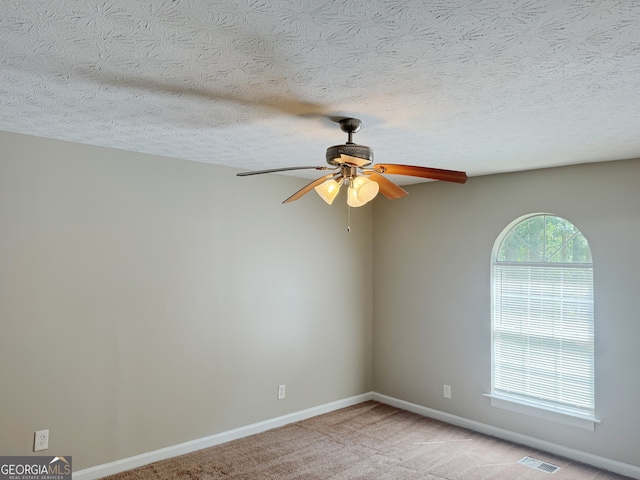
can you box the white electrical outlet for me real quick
[443,385,452,399]
[34,429,49,451]
[277,384,286,400]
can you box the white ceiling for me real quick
[2,1,640,184]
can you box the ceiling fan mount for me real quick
[338,117,362,135]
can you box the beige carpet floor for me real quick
[104,401,632,479]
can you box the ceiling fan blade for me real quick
[374,164,468,184]
[363,171,408,199]
[283,174,335,204]
[237,166,330,176]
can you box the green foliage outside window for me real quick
[497,215,592,264]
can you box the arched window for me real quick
[490,214,595,427]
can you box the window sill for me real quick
[484,393,600,431]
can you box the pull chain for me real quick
[347,204,351,232]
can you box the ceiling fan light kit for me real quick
[237,118,468,208]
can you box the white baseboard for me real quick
[73,392,373,480]
[74,391,639,480]
[372,392,640,480]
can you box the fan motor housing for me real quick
[326,144,373,166]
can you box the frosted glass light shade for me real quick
[314,178,341,205]
[347,186,366,207]
[351,176,379,204]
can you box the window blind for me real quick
[493,263,594,416]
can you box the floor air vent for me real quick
[518,456,561,474]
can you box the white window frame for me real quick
[487,213,599,431]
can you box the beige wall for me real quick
[372,159,640,467]
[4,128,639,472]
[0,131,373,469]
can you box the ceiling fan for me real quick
[237,118,468,207]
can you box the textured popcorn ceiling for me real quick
[1,1,640,183]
